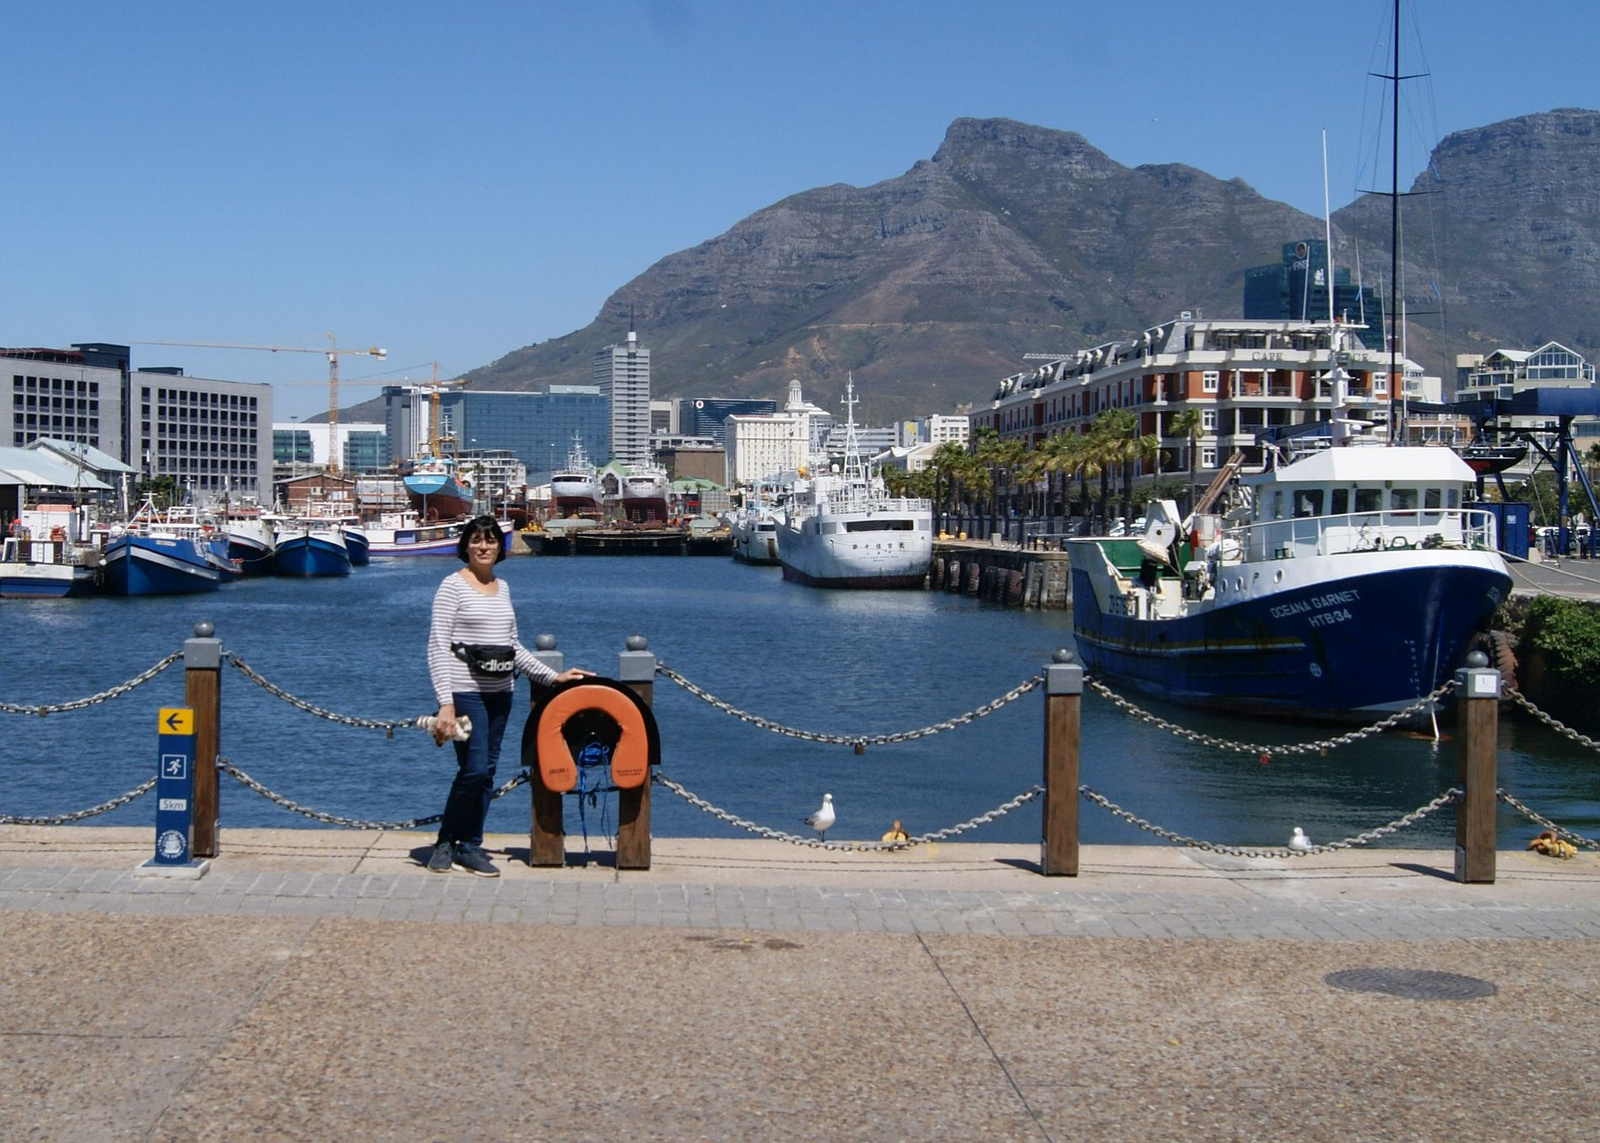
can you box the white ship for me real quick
[777,376,932,589]
[730,501,783,565]
[549,437,603,518]
[620,465,671,523]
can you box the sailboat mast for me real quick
[1388,0,1401,443]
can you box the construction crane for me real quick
[285,363,466,463]
[134,336,386,473]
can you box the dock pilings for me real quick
[185,622,222,859]
[1456,651,1501,884]
[1040,650,1083,875]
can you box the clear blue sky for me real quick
[4,0,1593,421]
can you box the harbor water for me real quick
[4,556,1597,849]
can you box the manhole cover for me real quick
[1324,968,1497,1000]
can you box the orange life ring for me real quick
[525,679,658,792]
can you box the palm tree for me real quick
[1088,409,1137,532]
[1168,408,1203,515]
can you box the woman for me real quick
[426,515,588,876]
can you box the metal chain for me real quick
[1496,788,1600,851]
[1502,687,1600,753]
[1078,784,1461,857]
[225,654,417,735]
[0,652,182,717]
[217,757,526,830]
[655,662,1043,749]
[653,769,1043,850]
[0,778,157,825]
[1082,675,1456,756]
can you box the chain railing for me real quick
[0,652,182,716]
[1082,675,1456,756]
[0,778,157,826]
[1079,785,1461,858]
[654,770,1043,851]
[217,757,527,830]
[1502,686,1600,753]
[225,653,421,735]
[1497,789,1600,851]
[655,662,1042,750]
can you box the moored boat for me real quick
[0,536,103,598]
[620,465,671,523]
[272,518,352,577]
[1066,441,1512,721]
[101,530,223,595]
[729,501,783,565]
[365,511,462,556]
[549,438,604,519]
[221,509,276,576]
[777,376,932,589]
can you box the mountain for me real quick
[447,110,1598,425]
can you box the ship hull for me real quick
[102,535,222,596]
[778,511,932,589]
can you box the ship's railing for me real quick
[1235,506,1499,561]
[4,628,1597,878]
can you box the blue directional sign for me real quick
[154,707,196,866]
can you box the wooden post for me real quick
[1455,652,1501,884]
[1041,649,1082,876]
[184,621,222,858]
[615,635,655,870]
[527,634,565,867]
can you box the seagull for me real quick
[1288,827,1313,852]
[803,793,835,840]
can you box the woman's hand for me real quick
[553,667,594,684]
[432,703,456,746]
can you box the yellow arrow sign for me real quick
[159,707,194,735]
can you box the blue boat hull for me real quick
[342,529,370,566]
[1070,562,1512,718]
[102,536,222,596]
[274,535,352,577]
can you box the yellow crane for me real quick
[134,336,386,473]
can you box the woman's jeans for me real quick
[438,689,512,847]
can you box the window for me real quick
[1202,371,1219,393]
[1331,488,1350,515]
[1201,446,1217,468]
[1374,373,1388,395]
[1391,488,1418,512]
[1295,490,1324,517]
[1201,409,1217,430]
[1355,488,1382,513]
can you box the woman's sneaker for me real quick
[450,843,500,878]
[426,840,454,873]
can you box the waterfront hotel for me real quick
[971,315,1431,500]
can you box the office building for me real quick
[384,385,608,482]
[1243,240,1385,351]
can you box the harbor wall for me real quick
[929,540,1071,609]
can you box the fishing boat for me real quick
[777,376,932,588]
[220,505,276,576]
[1066,327,1513,720]
[365,510,462,556]
[1458,440,1528,477]
[0,535,103,598]
[549,437,604,518]
[272,517,352,577]
[100,528,223,595]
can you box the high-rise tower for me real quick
[593,324,650,468]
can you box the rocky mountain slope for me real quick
[448,110,1597,425]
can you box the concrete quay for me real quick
[3,827,1598,1142]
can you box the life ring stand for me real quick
[522,677,660,793]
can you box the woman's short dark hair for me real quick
[456,515,506,563]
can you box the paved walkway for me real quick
[3,827,1599,1141]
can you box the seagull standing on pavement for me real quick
[1289,826,1313,852]
[803,793,835,841]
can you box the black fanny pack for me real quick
[452,643,516,678]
